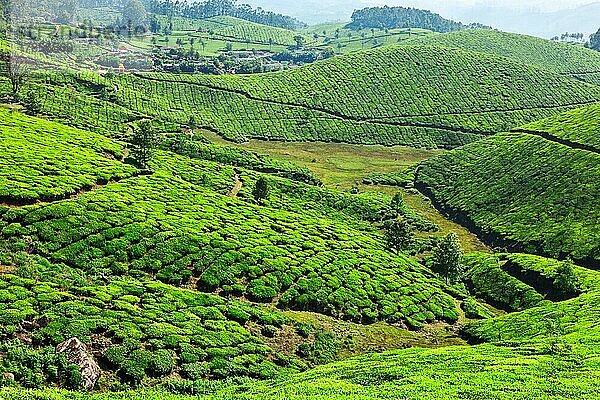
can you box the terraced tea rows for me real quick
[121,44,600,147]
[408,29,600,76]
[0,109,136,205]
[415,132,600,267]
[516,102,600,151]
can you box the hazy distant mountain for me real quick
[245,0,600,38]
[448,2,600,38]
[244,0,365,23]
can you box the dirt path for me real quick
[228,173,243,198]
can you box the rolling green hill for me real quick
[415,130,600,267]
[157,15,309,47]
[102,44,600,148]
[0,108,466,390]
[5,253,600,399]
[406,29,600,76]
[516,102,600,151]
[0,108,136,205]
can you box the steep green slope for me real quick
[516,102,600,151]
[415,132,600,266]
[407,29,600,76]
[0,108,136,205]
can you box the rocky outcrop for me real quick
[56,337,100,390]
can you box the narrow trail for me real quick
[510,129,600,154]
[228,173,243,198]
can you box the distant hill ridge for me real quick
[346,6,491,32]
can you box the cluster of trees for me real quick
[346,6,491,32]
[147,0,305,30]
[551,32,585,42]
[587,28,600,51]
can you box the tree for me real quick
[390,192,406,216]
[431,233,463,283]
[293,35,305,49]
[123,0,148,33]
[384,218,414,254]
[252,176,269,203]
[587,28,600,51]
[130,121,158,169]
[554,260,579,298]
[3,51,31,100]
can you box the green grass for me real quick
[202,130,443,190]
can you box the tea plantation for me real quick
[123,44,600,146]
[415,131,600,267]
[18,41,600,149]
[517,102,600,151]
[2,5,600,399]
[0,108,136,205]
[407,29,600,76]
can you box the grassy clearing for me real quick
[203,130,442,190]
[203,130,489,252]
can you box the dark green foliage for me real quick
[384,218,414,254]
[294,323,313,339]
[64,364,82,390]
[462,253,546,312]
[252,176,269,203]
[347,6,490,32]
[261,325,278,338]
[150,350,176,377]
[0,341,72,389]
[130,121,158,170]
[297,332,338,365]
[430,233,463,284]
[362,168,414,187]
[461,297,494,320]
[553,260,579,298]
[587,28,600,51]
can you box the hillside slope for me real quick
[406,29,600,77]
[415,127,600,266]
[0,109,464,389]
[104,44,600,148]
[515,102,600,151]
[6,253,600,399]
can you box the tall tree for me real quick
[252,176,269,204]
[130,121,158,169]
[123,0,148,33]
[554,260,579,298]
[2,50,31,100]
[431,233,463,283]
[587,28,600,51]
[384,218,414,254]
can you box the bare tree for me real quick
[4,51,31,100]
